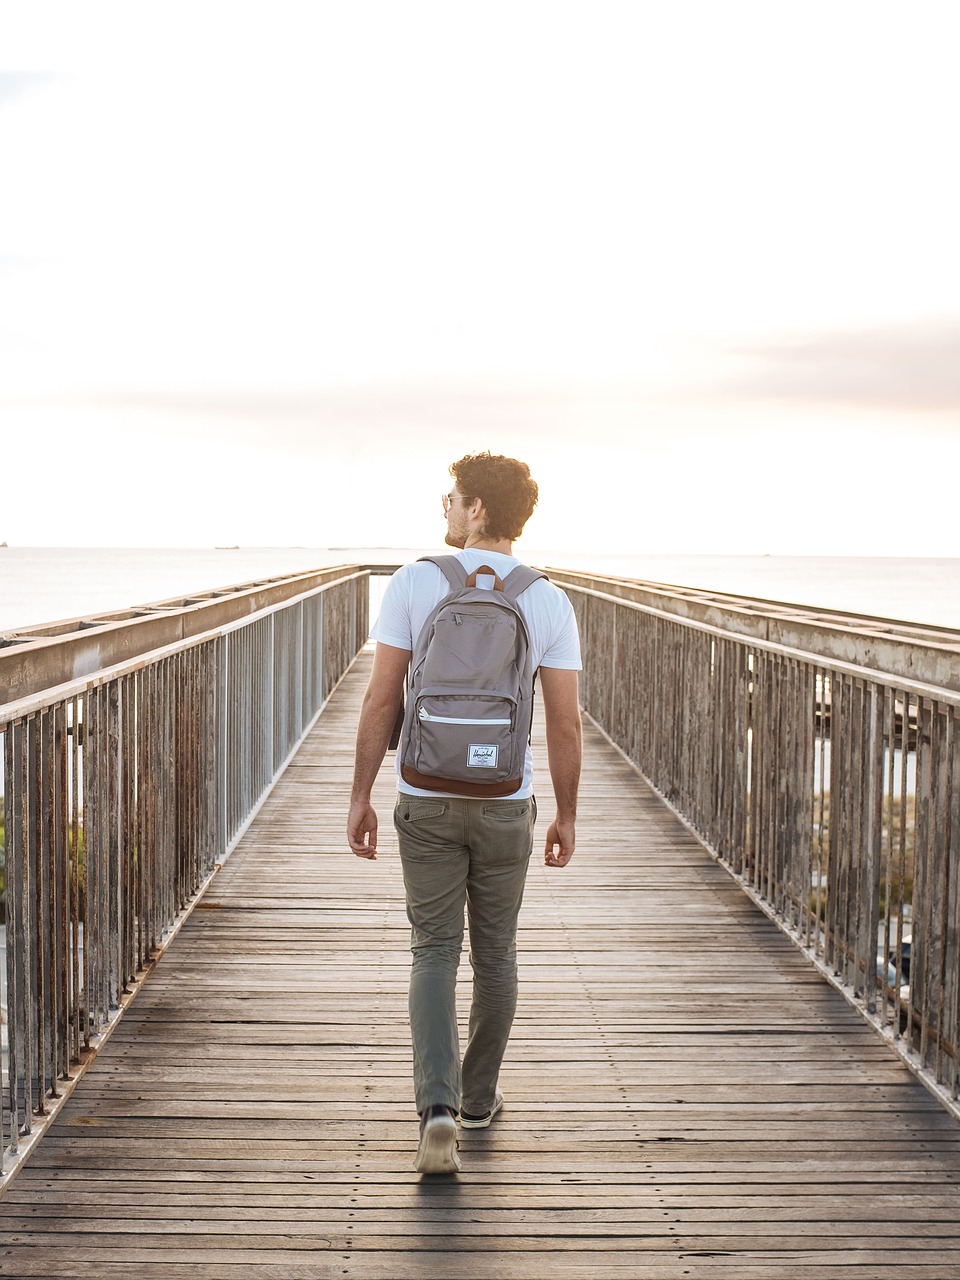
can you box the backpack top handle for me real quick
[465,565,504,591]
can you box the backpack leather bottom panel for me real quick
[400,764,523,799]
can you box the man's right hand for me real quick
[348,642,411,862]
[348,799,379,859]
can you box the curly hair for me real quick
[449,452,539,542]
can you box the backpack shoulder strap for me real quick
[502,564,547,600]
[418,555,468,591]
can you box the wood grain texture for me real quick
[2,646,960,1279]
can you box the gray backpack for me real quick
[399,555,546,797]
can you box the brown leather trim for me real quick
[401,764,522,798]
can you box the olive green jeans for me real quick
[393,794,537,1117]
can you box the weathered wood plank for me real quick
[4,1260,959,1280]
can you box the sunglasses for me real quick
[442,491,474,512]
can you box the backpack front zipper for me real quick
[418,708,512,726]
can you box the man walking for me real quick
[347,452,582,1174]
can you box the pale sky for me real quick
[2,1,958,554]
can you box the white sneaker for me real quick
[459,1089,504,1129]
[414,1106,461,1174]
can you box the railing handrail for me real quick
[0,564,367,708]
[547,567,960,692]
[0,569,369,728]
[563,579,960,707]
[546,566,960,638]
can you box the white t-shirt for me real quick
[370,549,582,799]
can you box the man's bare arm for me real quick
[539,666,582,867]
[347,643,411,859]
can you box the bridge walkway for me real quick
[1,648,959,1278]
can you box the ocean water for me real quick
[0,546,959,633]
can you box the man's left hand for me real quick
[544,817,576,867]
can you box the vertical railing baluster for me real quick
[860,682,883,1011]
[36,708,51,1113]
[933,705,952,1085]
[892,690,911,1042]
[53,701,68,1090]
[84,689,96,1038]
[23,715,38,1128]
[69,696,81,1067]
[948,706,960,1100]
[107,681,121,1012]
[121,674,135,992]
[6,720,23,1153]
[914,697,933,1064]
[216,635,228,862]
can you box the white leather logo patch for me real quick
[467,744,499,768]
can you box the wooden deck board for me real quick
[2,646,960,1278]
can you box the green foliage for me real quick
[879,875,914,918]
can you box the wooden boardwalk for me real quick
[2,647,960,1278]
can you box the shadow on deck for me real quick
[1,649,959,1279]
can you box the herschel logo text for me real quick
[467,744,499,769]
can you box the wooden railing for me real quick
[552,570,960,1116]
[0,567,369,1178]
